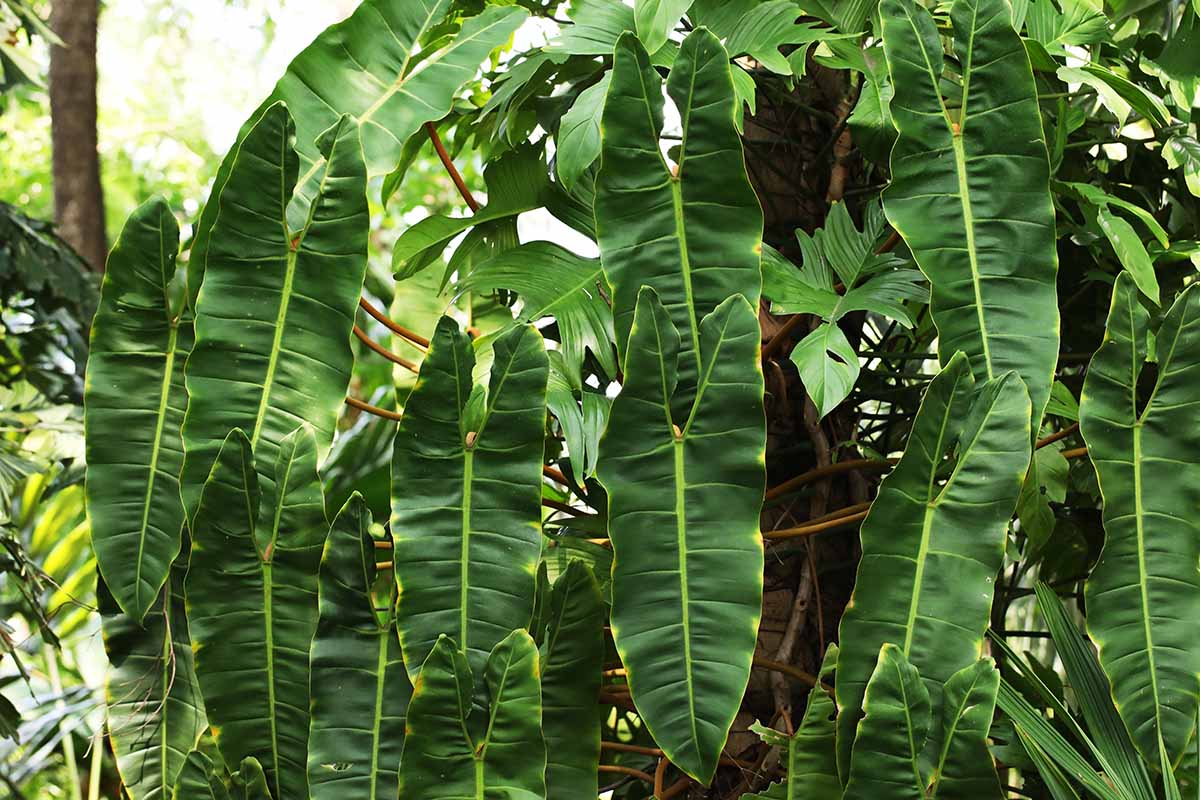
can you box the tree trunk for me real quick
[49,0,106,271]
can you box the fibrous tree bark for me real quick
[49,0,106,271]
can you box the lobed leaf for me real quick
[390,319,549,682]
[307,495,411,800]
[596,28,763,415]
[185,427,328,800]
[835,353,1031,779]
[180,106,368,519]
[86,197,192,621]
[397,632,547,799]
[189,1,527,298]
[596,289,766,783]
[880,0,1060,425]
[1080,273,1200,766]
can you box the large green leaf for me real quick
[742,645,840,800]
[844,646,1002,800]
[880,0,1060,424]
[396,631,547,799]
[390,319,548,681]
[180,106,368,518]
[835,353,1031,779]
[457,241,617,378]
[307,494,411,800]
[103,561,206,800]
[539,559,605,798]
[843,644,930,800]
[1079,272,1200,766]
[185,427,328,800]
[596,289,766,783]
[595,28,762,412]
[188,1,527,298]
[86,197,192,621]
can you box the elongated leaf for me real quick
[1095,205,1159,304]
[596,289,765,783]
[86,197,192,621]
[880,0,1060,424]
[844,643,930,800]
[743,645,840,800]
[1079,272,1200,766]
[103,562,206,800]
[997,681,1123,800]
[931,660,1003,799]
[637,0,693,52]
[397,632,547,799]
[540,559,604,798]
[307,494,411,800]
[391,319,548,681]
[1034,583,1156,800]
[596,29,762,412]
[188,1,527,298]
[457,241,617,378]
[835,353,1031,779]
[180,107,368,518]
[172,751,230,800]
[186,427,328,800]
[556,74,610,193]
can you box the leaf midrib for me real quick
[902,3,994,379]
[134,322,180,616]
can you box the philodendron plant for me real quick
[83,0,1200,798]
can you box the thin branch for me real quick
[426,121,480,211]
[763,509,870,541]
[542,497,590,517]
[655,758,669,798]
[1061,446,1089,460]
[543,465,570,486]
[752,654,820,687]
[354,325,418,372]
[1036,422,1078,450]
[345,396,403,421]
[765,459,894,501]
[598,765,655,784]
[603,741,663,757]
[359,296,430,349]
